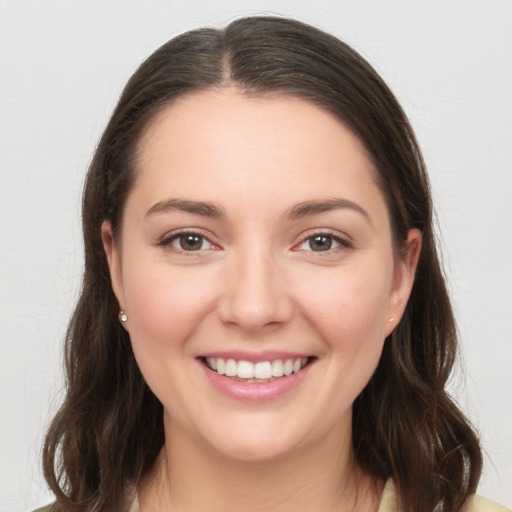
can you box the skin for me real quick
[102,88,421,511]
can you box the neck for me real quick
[139,417,383,512]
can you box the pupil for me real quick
[181,234,202,250]
[310,235,332,251]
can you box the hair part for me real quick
[43,16,481,512]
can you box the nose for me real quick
[218,247,294,332]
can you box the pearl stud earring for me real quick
[119,310,128,323]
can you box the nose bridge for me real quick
[219,241,292,330]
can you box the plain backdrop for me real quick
[1,1,511,510]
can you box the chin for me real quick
[200,419,306,463]
[212,438,295,463]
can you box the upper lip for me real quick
[197,350,312,363]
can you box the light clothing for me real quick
[377,480,510,512]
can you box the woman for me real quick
[39,16,508,512]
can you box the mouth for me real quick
[200,356,313,383]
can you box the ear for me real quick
[385,228,422,335]
[101,220,126,311]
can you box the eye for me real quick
[160,231,215,252]
[299,235,339,252]
[174,233,211,251]
[295,232,351,253]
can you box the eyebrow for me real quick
[145,199,225,218]
[145,197,371,224]
[287,198,372,224]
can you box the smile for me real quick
[203,357,310,382]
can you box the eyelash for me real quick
[157,229,353,255]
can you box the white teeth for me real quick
[254,361,272,379]
[205,356,309,380]
[271,359,284,377]
[225,359,237,377]
[283,359,294,376]
[237,360,254,379]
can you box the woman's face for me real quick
[103,89,420,461]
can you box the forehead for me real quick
[137,88,372,165]
[131,88,386,220]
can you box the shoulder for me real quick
[378,480,511,512]
[464,494,511,512]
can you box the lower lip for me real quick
[199,360,311,402]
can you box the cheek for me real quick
[293,257,393,373]
[122,260,220,355]
[281,260,394,435]
[300,264,391,334]
[120,261,222,424]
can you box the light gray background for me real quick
[1,1,511,510]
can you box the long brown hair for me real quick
[43,16,482,512]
